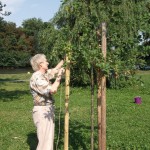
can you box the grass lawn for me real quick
[0,69,150,150]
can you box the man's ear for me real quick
[39,63,42,69]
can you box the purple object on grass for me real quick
[134,96,142,104]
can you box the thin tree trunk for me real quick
[91,65,94,150]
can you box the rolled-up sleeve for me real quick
[30,73,52,97]
[47,68,58,80]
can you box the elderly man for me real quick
[30,54,65,150]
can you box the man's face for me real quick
[40,59,49,71]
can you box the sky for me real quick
[1,0,62,27]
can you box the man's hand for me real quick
[58,68,65,76]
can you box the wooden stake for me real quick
[64,53,70,150]
[101,22,107,150]
[97,22,107,150]
[97,68,102,150]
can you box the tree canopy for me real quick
[46,0,150,87]
[0,0,149,87]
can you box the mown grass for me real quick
[0,69,150,150]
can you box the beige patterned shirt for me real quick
[30,69,55,106]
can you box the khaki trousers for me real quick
[32,105,55,150]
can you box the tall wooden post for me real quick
[101,22,107,150]
[97,68,102,150]
[64,53,70,150]
[97,22,107,150]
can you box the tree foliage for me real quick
[0,0,149,88]
[0,19,32,67]
[47,0,150,87]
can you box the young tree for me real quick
[51,0,150,88]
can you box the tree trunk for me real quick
[91,65,94,150]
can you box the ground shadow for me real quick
[0,89,30,102]
[27,108,97,150]
[0,78,23,87]
[27,132,38,150]
[0,68,33,74]
[55,108,97,149]
[0,78,22,82]
[54,116,92,150]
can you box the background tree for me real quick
[0,17,47,68]
[0,21,31,67]
[37,22,60,65]
[22,18,46,54]
[22,18,45,36]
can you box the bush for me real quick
[0,51,31,68]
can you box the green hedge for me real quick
[0,51,31,68]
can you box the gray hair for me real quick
[30,54,46,71]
